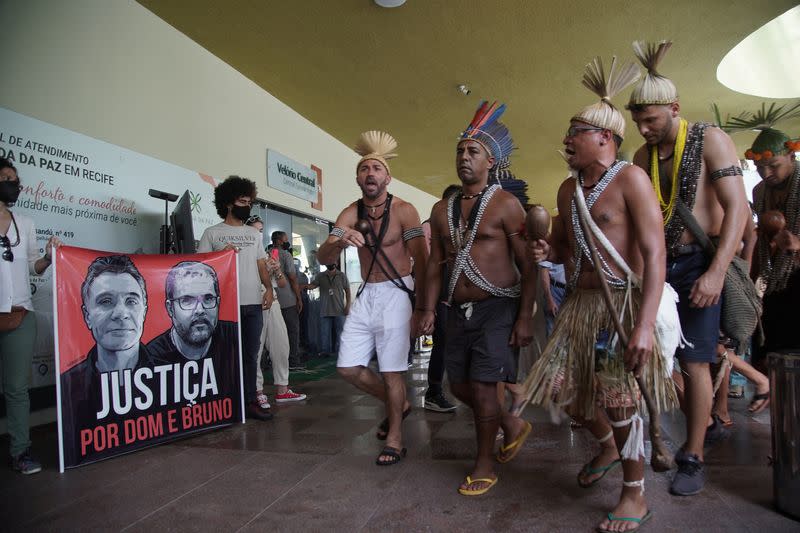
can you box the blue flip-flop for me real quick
[596,510,652,532]
[578,457,622,488]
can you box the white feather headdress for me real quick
[354,130,398,173]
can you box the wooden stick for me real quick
[577,208,674,472]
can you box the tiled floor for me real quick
[1,352,797,532]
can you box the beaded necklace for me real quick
[460,186,488,200]
[650,118,688,224]
[569,160,628,289]
[755,161,800,294]
[445,185,520,303]
[657,122,709,255]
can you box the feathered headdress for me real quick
[572,56,641,139]
[627,40,679,107]
[354,130,398,173]
[494,168,529,207]
[713,101,800,160]
[459,101,515,171]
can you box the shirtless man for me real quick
[317,130,427,467]
[626,41,747,496]
[419,102,534,496]
[526,58,672,532]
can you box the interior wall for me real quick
[0,0,437,223]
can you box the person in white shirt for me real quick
[197,176,281,421]
[245,217,306,407]
[0,158,60,474]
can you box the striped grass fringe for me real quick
[521,288,677,420]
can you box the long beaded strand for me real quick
[650,118,688,224]
[570,160,628,289]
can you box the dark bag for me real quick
[675,200,762,353]
[0,306,27,332]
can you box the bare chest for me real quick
[359,212,403,249]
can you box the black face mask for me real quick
[0,181,21,205]
[230,205,251,222]
[281,242,292,251]
[326,264,336,271]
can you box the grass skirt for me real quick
[521,287,677,420]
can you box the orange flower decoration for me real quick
[763,150,773,158]
[753,153,762,161]
[745,149,754,159]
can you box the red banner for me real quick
[54,247,243,470]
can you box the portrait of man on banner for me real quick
[55,247,242,470]
[60,254,154,467]
[147,261,239,376]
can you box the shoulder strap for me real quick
[354,196,413,298]
[573,186,640,286]
[674,198,716,256]
[356,195,392,297]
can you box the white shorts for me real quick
[337,276,413,372]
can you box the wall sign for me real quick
[266,149,318,202]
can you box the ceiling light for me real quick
[374,0,406,8]
[457,84,471,96]
[717,5,800,98]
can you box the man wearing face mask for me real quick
[270,231,304,370]
[197,176,280,421]
[0,158,61,474]
[307,262,351,357]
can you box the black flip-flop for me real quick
[375,446,407,466]
[376,407,411,440]
[748,392,770,413]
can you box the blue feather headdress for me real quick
[459,100,515,172]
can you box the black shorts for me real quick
[667,251,721,364]
[756,269,800,361]
[445,296,519,384]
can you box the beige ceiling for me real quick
[138,0,798,210]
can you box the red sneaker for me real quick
[275,389,307,403]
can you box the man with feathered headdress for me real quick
[526,57,675,531]
[418,101,536,496]
[728,103,800,374]
[627,40,748,497]
[317,131,428,467]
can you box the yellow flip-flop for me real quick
[496,420,532,463]
[458,475,498,496]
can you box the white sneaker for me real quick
[256,392,271,410]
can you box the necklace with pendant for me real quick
[364,198,387,217]
[461,186,488,200]
[453,188,487,251]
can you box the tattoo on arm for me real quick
[710,165,743,182]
